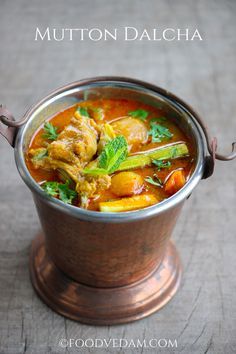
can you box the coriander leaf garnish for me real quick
[128,109,149,121]
[58,182,77,204]
[83,136,128,176]
[148,120,173,143]
[75,106,90,118]
[43,122,59,141]
[152,160,171,171]
[42,181,77,204]
[145,176,163,187]
[42,181,59,197]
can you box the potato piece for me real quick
[110,172,143,197]
[164,170,186,196]
[99,194,158,212]
[111,117,148,148]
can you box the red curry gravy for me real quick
[26,99,195,211]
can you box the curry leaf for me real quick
[128,109,149,121]
[43,122,58,141]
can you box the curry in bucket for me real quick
[26,99,195,212]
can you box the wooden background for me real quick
[0,0,235,353]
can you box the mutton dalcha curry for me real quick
[26,99,195,212]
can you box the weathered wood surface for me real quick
[0,0,236,353]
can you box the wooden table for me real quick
[0,1,235,353]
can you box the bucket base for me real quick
[30,234,182,325]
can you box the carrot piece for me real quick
[99,194,158,212]
[164,170,186,196]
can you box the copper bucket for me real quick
[0,77,235,325]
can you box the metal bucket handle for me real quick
[167,95,236,178]
[0,98,235,179]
